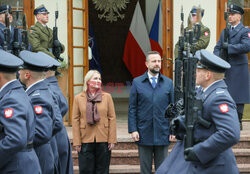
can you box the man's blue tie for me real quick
[151,77,157,88]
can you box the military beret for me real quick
[190,6,204,17]
[37,52,61,71]
[0,5,12,14]
[0,50,23,73]
[19,50,51,72]
[228,4,244,15]
[33,4,49,15]
[197,49,231,73]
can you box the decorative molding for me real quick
[92,0,129,23]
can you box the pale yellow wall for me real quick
[34,0,68,63]
[174,0,217,53]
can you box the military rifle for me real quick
[183,13,211,156]
[13,0,22,56]
[193,6,201,42]
[52,4,63,61]
[220,2,229,61]
[3,9,10,52]
[165,6,184,120]
[12,28,20,56]
[21,15,29,50]
[183,29,202,151]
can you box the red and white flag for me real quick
[149,1,163,57]
[123,1,151,78]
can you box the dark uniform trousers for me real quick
[138,145,168,174]
[45,76,74,174]
[78,142,111,174]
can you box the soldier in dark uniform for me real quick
[28,5,64,58]
[18,50,64,174]
[0,5,22,52]
[44,57,74,174]
[0,50,41,173]
[214,4,250,130]
[156,50,240,174]
[174,6,210,58]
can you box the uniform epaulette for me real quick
[216,88,225,95]
[32,93,40,96]
[216,91,225,94]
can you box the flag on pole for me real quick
[149,1,163,56]
[122,1,151,78]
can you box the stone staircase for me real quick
[69,122,250,174]
[69,89,250,173]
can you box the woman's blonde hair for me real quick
[83,70,101,92]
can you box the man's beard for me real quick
[149,68,160,75]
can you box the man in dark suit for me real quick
[214,4,250,130]
[128,51,174,174]
[156,50,240,174]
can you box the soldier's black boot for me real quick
[236,104,244,131]
[237,112,243,131]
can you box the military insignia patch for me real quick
[219,104,229,113]
[30,30,33,33]
[5,109,13,118]
[248,33,250,38]
[34,106,43,114]
[204,32,209,37]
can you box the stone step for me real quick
[233,132,250,149]
[69,132,250,151]
[72,148,250,166]
[73,164,250,174]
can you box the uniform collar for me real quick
[0,79,16,93]
[203,80,222,93]
[201,80,227,101]
[0,80,22,99]
[231,22,240,29]
[44,76,57,83]
[26,79,46,95]
[36,21,50,37]
[229,22,244,38]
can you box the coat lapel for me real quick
[36,22,50,38]
[229,23,244,39]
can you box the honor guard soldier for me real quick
[156,50,240,174]
[44,56,74,174]
[174,6,210,58]
[214,4,250,130]
[0,5,22,52]
[18,50,64,174]
[28,5,65,58]
[0,50,41,173]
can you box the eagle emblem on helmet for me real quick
[92,0,129,23]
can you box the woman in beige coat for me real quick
[72,70,117,174]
